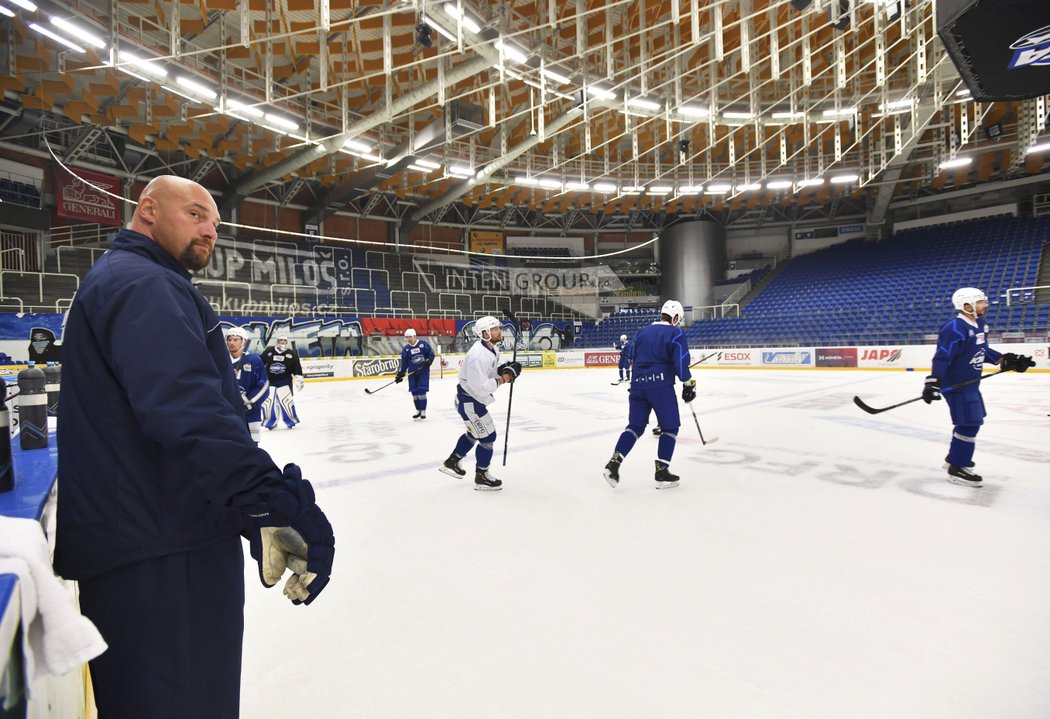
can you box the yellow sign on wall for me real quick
[469,230,505,255]
[542,352,558,368]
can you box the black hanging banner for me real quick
[938,0,1050,100]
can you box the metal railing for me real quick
[438,292,472,315]
[0,248,26,272]
[195,280,252,308]
[691,303,740,321]
[401,271,435,293]
[56,245,108,274]
[0,296,24,312]
[1005,285,1049,305]
[0,271,81,304]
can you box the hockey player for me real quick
[613,333,632,385]
[395,328,435,420]
[439,316,521,490]
[922,287,1034,487]
[603,299,695,489]
[261,335,304,430]
[226,326,269,445]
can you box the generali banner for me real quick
[56,168,122,225]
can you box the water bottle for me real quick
[17,363,49,450]
[0,384,12,492]
[44,362,61,416]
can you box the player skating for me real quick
[261,334,304,430]
[226,326,269,445]
[612,333,632,385]
[922,287,1034,487]
[395,328,435,420]
[438,316,521,490]
[603,300,695,489]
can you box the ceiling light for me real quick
[414,158,441,169]
[880,98,912,110]
[118,51,168,79]
[9,0,35,10]
[408,164,435,172]
[1026,141,1050,154]
[705,184,732,193]
[494,40,528,64]
[226,99,264,118]
[442,3,481,33]
[449,163,475,176]
[821,108,856,117]
[723,111,754,120]
[766,180,793,190]
[679,185,703,194]
[771,111,805,119]
[264,113,299,132]
[586,85,615,101]
[622,187,643,194]
[514,176,538,186]
[342,139,372,153]
[956,88,972,97]
[648,185,673,194]
[29,22,85,52]
[175,75,217,100]
[628,97,661,111]
[939,157,972,169]
[50,16,106,48]
[542,68,571,85]
[678,104,710,118]
[565,181,591,191]
[537,177,563,189]
[0,5,14,16]
[351,152,383,162]
[736,183,763,192]
[798,178,825,187]
[830,174,859,184]
[593,182,617,193]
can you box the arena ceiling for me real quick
[0,0,1048,233]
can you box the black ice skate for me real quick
[654,462,679,489]
[603,452,623,488]
[474,468,503,491]
[946,465,983,488]
[439,453,466,478]
[942,454,975,470]
[413,411,426,421]
[652,427,662,436]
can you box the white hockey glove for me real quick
[293,375,305,391]
[239,387,253,410]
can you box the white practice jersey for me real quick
[458,339,501,405]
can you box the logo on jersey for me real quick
[1008,24,1050,69]
[761,351,812,366]
[969,351,986,370]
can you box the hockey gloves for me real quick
[242,464,335,605]
[293,375,305,391]
[922,375,942,404]
[1001,352,1036,373]
[239,387,253,410]
[681,378,697,403]
[498,361,522,383]
[394,371,405,384]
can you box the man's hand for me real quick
[497,361,522,383]
[242,464,335,605]
[681,378,697,403]
[922,375,942,404]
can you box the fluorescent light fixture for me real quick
[226,99,264,118]
[648,185,673,194]
[443,3,481,33]
[350,151,383,162]
[766,180,793,190]
[51,16,106,48]
[705,184,732,193]
[678,104,710,118]
[537,177,563,189]
[723,111,754,120]
[939,157,972,169]
[414,158,441,169]
[622,187,643,194]
[956,88,971,97]
[628,97,661,111]
[1026,141,1050,154]
[771,111,805,119]
[593,182,617,193]
[0,5,14,16]
[494,40,527,64]
[736,183,763,192]
[9,0,35,10]
[449,164,475,176]
[586,85,615,101]
[821,107,856,117]
[679,185,703,194]
[342,139,372,153]
[264,113,299,131]
[29,22,85,52]
[408,164,435,172]
[565,180,591,191]
[798,178,825,187]
[119,51,168,78]
[880,98,912,110]
[175,75,217,100]
[514,176,538,186]
[542,68,571,85]
[830,174,859,184]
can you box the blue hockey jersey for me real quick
[931,314,1003,388]
[400,339,435,373]
[630,322,692,390]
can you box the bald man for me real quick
[55,176,335,718]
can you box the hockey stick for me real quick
[852,368,1009,415]
[690,352,718,368]
[501,309,519,466]
[686,402,719,445]
[363,367,422,395]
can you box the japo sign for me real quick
[56,169,122,226]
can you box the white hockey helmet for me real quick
[951,287,987,312]
[225,326,250,341]
[473,315,501,340]
[620,334,627,342]
[660,299,684,326]
[404,328,417,338]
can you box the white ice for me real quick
[242,367,1050,719]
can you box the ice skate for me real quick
[413,411,427,421]
[652,427,662,436]
[439,453,466,478]
[654,462,679,489]
[603,452,623,488]
[942,454,974,470]
[474,468,503,491]
[946,465,982,488]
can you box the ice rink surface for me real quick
[242,366,1050,719]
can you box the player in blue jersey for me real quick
[227,326,270,445]
[613,333,632,384]
[395,328,436,420]
[603,299,696,489]
[438,316,521,490]
[922,287,1034,487]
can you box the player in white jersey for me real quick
[438,316,521,490]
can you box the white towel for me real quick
[0,517,107,699]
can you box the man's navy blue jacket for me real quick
[55,229,284,580]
